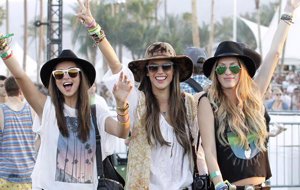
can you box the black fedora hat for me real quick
[203,41,256,78]
[237,42,261,70]
[40,49,95,88]
[128,42,193,82]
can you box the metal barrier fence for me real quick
[268,111,300,188]
[112,110,300,188]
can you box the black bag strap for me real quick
[91,105,105,179]
[185,78,203,92]
[188,125,199,176]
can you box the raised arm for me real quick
[0,36,46,118]
[254,0,300,96]
[105,72,132,138]
[77,0,122,74]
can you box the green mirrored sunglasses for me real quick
[215,65,241,75]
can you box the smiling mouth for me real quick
[63,82,73,90]
[155,76,167,81]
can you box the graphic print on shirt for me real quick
[55,116,96,183]
[225,131,261,168]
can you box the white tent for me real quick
[0,43,38,82]
[240,1,300,65]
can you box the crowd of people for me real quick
[0,0,299,189]
[264,70,300,110]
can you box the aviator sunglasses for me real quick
[52,68,81,80]
[215,65,241,75]
[147,62,174,73]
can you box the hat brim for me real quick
[40,57,96,88]
[203,53,256,78]
[128,55,193,82]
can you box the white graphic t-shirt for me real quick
[31,97,110,190]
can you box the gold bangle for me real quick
[118,120,129,126]
[117,114,129,123]
[117,110,129,116]
[117,103,129,112]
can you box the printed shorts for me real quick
[0,178,32,190]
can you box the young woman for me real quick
[77,0,207,189]
[0,40,132,189]
[197,1,300,190]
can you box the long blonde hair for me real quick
[208,59,268,151]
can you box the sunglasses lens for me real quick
[68,68,80,78]
[147,62,173,73]
[53,71,64,80]
[147,65,159,72]
[229,65,241,74]
[161,63,173,71]
[215,66,227,75]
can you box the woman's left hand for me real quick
[285,0,300,13]
[113,72,133,106]
[77,0,94,26]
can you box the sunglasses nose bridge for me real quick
[156,65,165,72]
[60,70,70,79]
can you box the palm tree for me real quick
[37,0,45,84]
[208,0,215,56]
[255,0,263,57]
[5,0,9,76]
[191,0,200,47]
[23,0,28,71]
[5,0,9,35]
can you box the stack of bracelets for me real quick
[86,19,106,46]
[0,38,13,61]
[210,171,236,190]
[116,103,130,127]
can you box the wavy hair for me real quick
[48,64,91,143]
[138,63,191,154]
[207,59,268,151]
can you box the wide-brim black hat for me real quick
[203,41,256,78]
[128,42,193,82]
[40,49,95,88]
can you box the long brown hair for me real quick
[139,64,191,154]
[208,59,268,151]
[48,64,91,142]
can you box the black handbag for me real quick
[91,105,125,190]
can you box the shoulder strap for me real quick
[197,92,207,107]
[185,78,203,92]
[91,104,105,178]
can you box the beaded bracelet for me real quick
[210,170,221,180]
[1,49,12,60]
[117,114,129,123]
[117,103,129,112]
[215,181,228,190]
[88,24,101,35]
[117,109,129,116]
[86,19,96,29]
[118,119,130,126]
[2,52,13,60]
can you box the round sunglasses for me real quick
[52,68,81,80]
[146,62,174,73]
[215,65,241,75]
